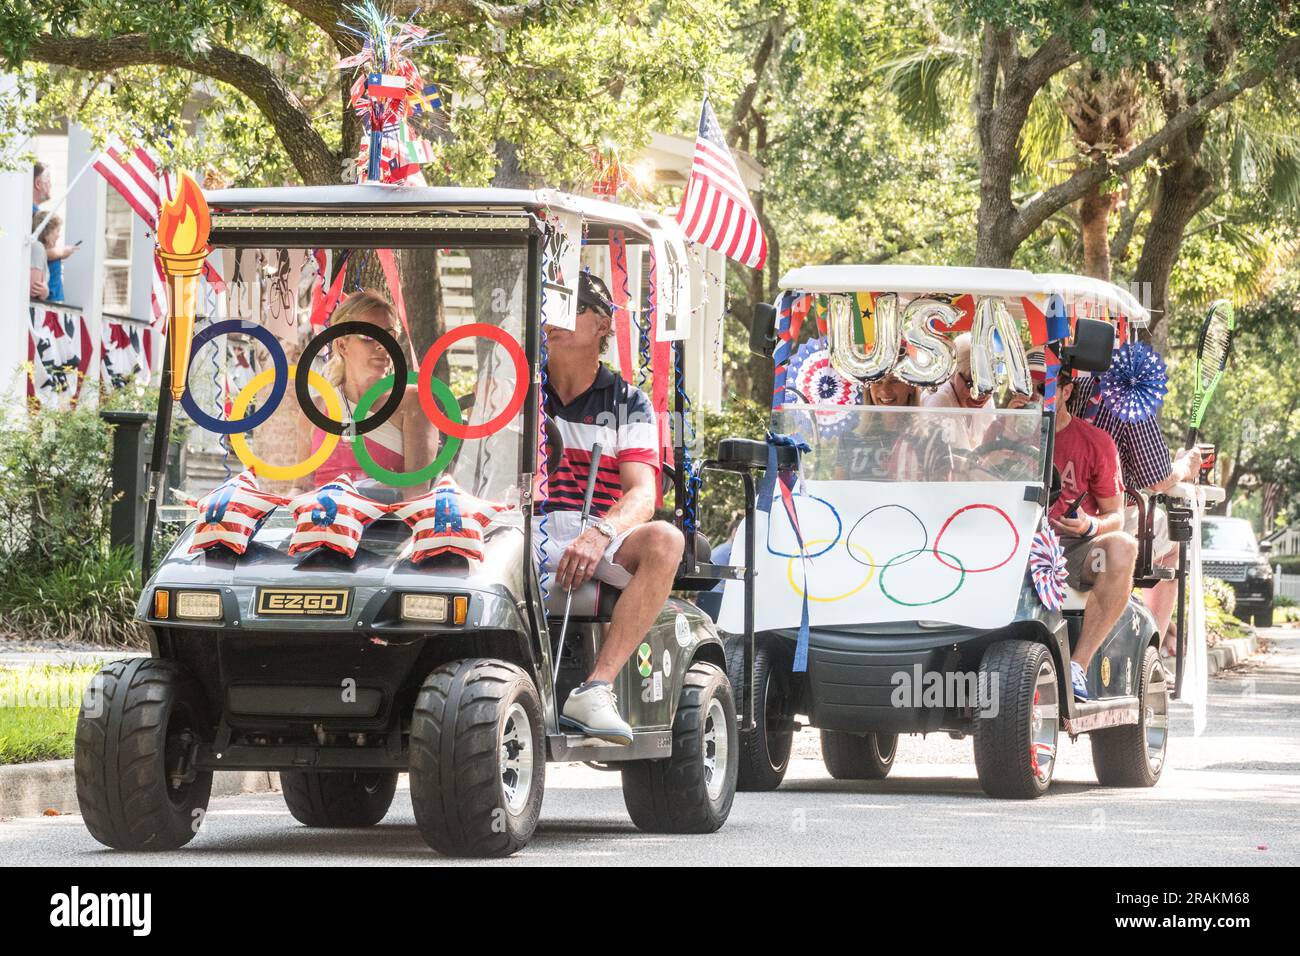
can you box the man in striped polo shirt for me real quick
[539,272,685,744]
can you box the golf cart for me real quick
[713,265,1216,798]
[74,185,761,855]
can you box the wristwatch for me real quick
[592,519,616,541]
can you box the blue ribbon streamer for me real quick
[755,431,813,671]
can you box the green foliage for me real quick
[1275,604,1300,624]
[0,663,100,765]
[0,549,144,647]
[1202,576,1250,644]
[0,404,149,646]
[1204,576,1236,617]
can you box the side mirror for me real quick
[1060,317,1115,374]
[750,302,777,358]
[1259,540,1273,555]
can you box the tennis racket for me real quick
[1186,299,1236,448]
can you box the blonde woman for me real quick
[293,290,437,492]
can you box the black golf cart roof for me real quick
[205,184,668,246]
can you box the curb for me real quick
[0,760,280,820]
[1207,629,1261,675]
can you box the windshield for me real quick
[185,244,528,511]
[774,403,1045,484]
[1202,519,1258,552]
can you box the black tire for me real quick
[408,659,545,857]
[973,640,1059,799]
[622,662,737,833]
[1091,646,1168,787]
[1253,607,1274,628]
[725,635,794,791]
[74,658,213,850]
[819,730,898,780]
[280,771,398,828]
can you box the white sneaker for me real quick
[561,682,633,745]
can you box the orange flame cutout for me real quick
[157,174,210,258]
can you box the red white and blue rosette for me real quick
[788,337,861,436]
[1099,341,1168,423]
[1029,519,1068,611]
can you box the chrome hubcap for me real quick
[703,697,730,801]
[1030,658,1059,783]
[1146,663,1169,774]
[500,702,534,814]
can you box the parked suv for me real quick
[1201,517,1274,627]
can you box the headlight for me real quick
[399,593,469,624]
[1248,565,1273,580]
[175,590,223,620]
[401,593,448,623]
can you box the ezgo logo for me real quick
[49,886,151,936]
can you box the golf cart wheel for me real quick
[622,662,738,833]
[74,658,213,851]
[819,730,898,780]
[408,659,545,857]
[726,635,794,791]
[280,771,398,828]
[1091,646,1168,787]
[973,640,1059,799]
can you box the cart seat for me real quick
[1061,585,1088,612]
[545,579,622,622]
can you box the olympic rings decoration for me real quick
[297,321,407,437]
[786,539,877,602]
[765,493,841,559]
[932,503,1019,573]
[418,322,529,440]
[229,365,342,482]
[845,504,928,569]
[352,372,463,487]
[879,548,966,606]
[181,320,288,434]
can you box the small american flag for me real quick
[675,97,767,270]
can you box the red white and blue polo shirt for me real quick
[542,365,658,518]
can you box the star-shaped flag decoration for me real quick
[286,473,388,559]
[187,470,287,555]
[393,476,513,563]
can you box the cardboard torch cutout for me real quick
[156,173,211,400]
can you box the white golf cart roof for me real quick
[779,264,1150,326]
[205,184,672,243]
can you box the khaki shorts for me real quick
[534,512,635,589]
[1124,504,1172,559]
[1062,536,1105,591]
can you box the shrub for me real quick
[0,548,144,647]
[1204,577,1236,617]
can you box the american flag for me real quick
[93,138,171,328]
[675,97,767,270]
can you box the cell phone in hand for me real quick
[1063,489,1088,519]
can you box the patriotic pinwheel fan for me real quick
[788,338,861,437]
[287,474,388,559]
[1099,342,1168,423]
[393,476,513,564]
[187,471,287,555]
[1029,520,1069,611]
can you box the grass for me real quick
[0,550,146,648]
[0,664,99,765]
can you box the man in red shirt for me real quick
[1042,366,1139,699]
[539,273,685,743]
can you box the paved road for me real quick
[4,630,1297,866]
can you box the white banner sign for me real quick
[718,480,1042,633]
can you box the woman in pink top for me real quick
[293,290,437,493]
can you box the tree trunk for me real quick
[1132,155,1212,348]
[1079,183,1117,280]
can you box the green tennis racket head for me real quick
[1189,299,1236,431]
